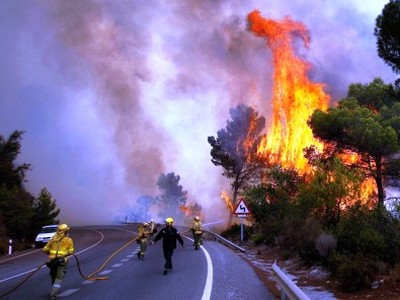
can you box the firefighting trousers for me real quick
[162,247,174,269]
[139,238,148,254]
[193,233,202,247]
[49,260,68,296]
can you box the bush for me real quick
[331,253,378,292]
[335,204,388,260]
[387,264,400,286]
[251,233,265,245]
[221,224,252,243]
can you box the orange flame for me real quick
[221,190,234,213]
[248,10,329,173]
[179,205,191,215]
[246,10,377,201]
[179,202,204,219]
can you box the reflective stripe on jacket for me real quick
[43,236,74,259]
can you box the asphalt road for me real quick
[0,224,275,300]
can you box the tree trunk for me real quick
[228,184,239,226]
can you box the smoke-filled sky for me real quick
[0,0,396,226]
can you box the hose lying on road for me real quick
[0,234,141,298]
[0,262,47,298]
[84,235,140,279]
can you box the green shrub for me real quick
[331,253,378,292]
[358,227,387,257]
[221,224,252,242]
[387,264,400,286]
[251,233,265,245]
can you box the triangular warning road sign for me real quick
[234,200,250,214]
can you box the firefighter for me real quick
[43,223,74,300]
[137,222,150,260]
[191,216,203,250]
[148,219,157,241]
[152,217,184,275]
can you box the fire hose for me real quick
[0,234,141,298]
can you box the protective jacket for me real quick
[192,221,202,234]
[43,233,74,259]
[153,226,184,249]
[138,225,150,241]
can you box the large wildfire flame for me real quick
[221,11,376,212]
[245,10,376,203]
[248,10,329,172]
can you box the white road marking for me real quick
[58,288,79,297]
[112,263,123,267]
[183,236,213,300]
[98,269,113,275]
[0,249,41,263]
[120,259,129,262]
[82,280,95,285]
[200,245,213,300]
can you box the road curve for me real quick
[0,224,275,300]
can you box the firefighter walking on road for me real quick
[152,217,184,275]
[137,222,151,260]
[43,223,74,300]
[191,216,203,250]
[148,219,157,241]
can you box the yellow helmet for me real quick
[143,222,149,227]
[58,223,70,232]
[194,216,200,221]
[165,217,174,225]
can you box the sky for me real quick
[0,0,397,226]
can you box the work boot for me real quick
[137,252,141,259]
[50,279,61,299]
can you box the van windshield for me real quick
[40,226,58,234]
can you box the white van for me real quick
[35,225,59,248]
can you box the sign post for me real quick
[234,200,250,243]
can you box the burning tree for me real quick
[309,78,400,207]
[180,202,203,224]
[208,103,266,224]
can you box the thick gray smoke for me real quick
[0,0,395,225]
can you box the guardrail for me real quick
[272,261,311,300]
[204,230,246,252]
[205,230,310,300]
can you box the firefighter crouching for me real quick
[43,223,74,299]
[191,216,203,250]
[137,222,150,260]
